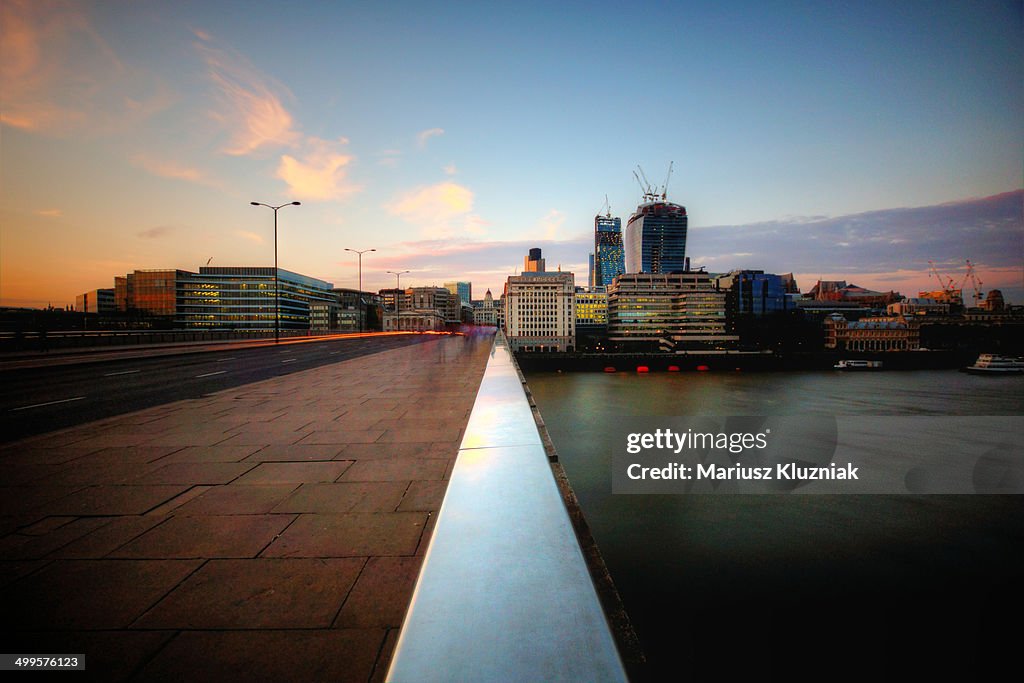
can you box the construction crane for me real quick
[633,163,675,202]
[927,260,956,293]
[960,260,984,307]
[598,194,611,218]
[660,161,674,200]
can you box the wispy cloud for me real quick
[416,127,444,148]
[443,163,458,176]
[35,208,62,218]
[389,181,477,237]
[0,0,169,134]
[377,149,401,168]
[276,136,361,201]
[137,225,175,239]
[536,209,566,239]
[132,154,221,189]
[235,230,265,244]
[195,32,300,156]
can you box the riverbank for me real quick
[516,349,976,372]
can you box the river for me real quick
[525,369,1024,681]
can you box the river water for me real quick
[525,369,1024,681]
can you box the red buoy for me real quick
[667,365,680,372]
[696,365,710,372]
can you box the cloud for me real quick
[537,209,566,239]
[137,225,175,239]
[196,36,300,156]
[689,190,1023,278]
[132,154,221,189]
[1,0,169,134]
[416,127,444,148]
[377,149,401,168]
[389,182,476,237]
[235,230,265,244]
[276,136,361,201]
[443,163,458,176]
[35,208,62,217]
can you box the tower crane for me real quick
[927,260,956,294]
[633,163,675,202]
[961,260,984,307]
[660,161,674,200]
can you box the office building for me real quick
[594,214,625,286]
[381,286,458,331]
[588,254,595,289]
[624,199,687,274]
[75,288,115,313]
[178,267,336,331]
[575,289,608,326]
[504,256,575,352]
[715,270,790,316]
[607,272,736,352]
[524,248,545,273]
[115,269,189,317]
[444,281,472,306]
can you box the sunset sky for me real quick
[2,0,1021,307]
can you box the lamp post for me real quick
[387,270,410,331]
[344,248,375,333]
[250,201,300,343]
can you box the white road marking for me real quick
[104,369,140,377]
[216,357,236,362]
[281,358,298,364]
[196,370,227,378]
[12,396,87,411]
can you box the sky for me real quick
[1,0,1021,307]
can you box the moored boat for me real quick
[834,360,883,370]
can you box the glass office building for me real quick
[178,267,335,330]
[715,270,790,316]
[594,215,624,287]
[624,201,687,274]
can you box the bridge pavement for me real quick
[0,330,494,682]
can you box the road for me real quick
[0,334,438,444]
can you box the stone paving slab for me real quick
[0,331,493,681]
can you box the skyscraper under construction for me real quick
[594,213,624,288]
[624,164,687,274]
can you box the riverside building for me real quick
[715,270,791,316]
[607,272,737,352]
[504,249,575,352]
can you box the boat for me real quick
[834,360,883,370]
[963,354,1024,375]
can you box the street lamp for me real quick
[387,270,410,331]
[344,248,376,333]
[250,201,300,343]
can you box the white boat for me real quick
[834,360,883,370]
[963,354,1024,375]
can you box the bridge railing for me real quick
[386,332,627,682]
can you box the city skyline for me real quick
[2,1,1021,307]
